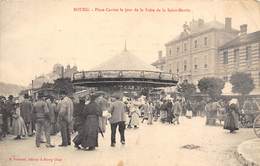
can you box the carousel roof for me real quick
[92,48,160,72]
[72,45,178,88]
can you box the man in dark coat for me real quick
[81,94,102,150]
[166,99,174,124]
[72,97,86,149]
[4,95,15,134]
[0,96,6,139]
[20,94,33,136]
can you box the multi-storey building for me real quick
[31,64,78,89]
[218,26,260,94]
[164,18,239,84]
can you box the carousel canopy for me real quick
[72,47,178,88]
[92,49,160,72]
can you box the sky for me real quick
[0,0,260,86]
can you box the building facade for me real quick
[151,50,166,71]
[31,64,78,89]
[164,18,239,84]
[218,27,260,94]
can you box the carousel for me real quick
[72,46,178,97]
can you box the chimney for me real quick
[240,24,247,36]
[158,50,162,59]
[225,17,232,32]
[198,18,204,27]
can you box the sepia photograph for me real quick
[0,0,260,166]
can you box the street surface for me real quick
[0,117,256,166]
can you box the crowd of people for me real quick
[0,91,260,150]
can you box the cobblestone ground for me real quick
[0,117,256,166]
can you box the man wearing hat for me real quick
[5,95,15,135]
[173,98,182,125]
[20,94,33,136]
[33,92,54,148]
[108,94,127,147]
[0,96,6,139]
[45,95,57,135]
[57,90,74,147]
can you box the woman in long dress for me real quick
[81,95,102,150]
[224,99,239,133]
[147,102,154,125]
[130,101,140,128]
[12,103,27,139]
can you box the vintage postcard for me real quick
[0,0,260,166]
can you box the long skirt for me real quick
[160,111,167,122]
[131,112,139,127]
[81,115,99,148]
[186,110,192,119]
[99,116,107,133]
[12,116,27,136]
[148,113,153,124]
[224,111,239,131]
[73,125,84,146]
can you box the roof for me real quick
[219,31,260,50]
[166,20,239,46]
[151,56,166,66]
[92,49,160,72]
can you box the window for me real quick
[177,47,180,54]
[234,49,240,67]
[194,40,198,48]
[204,55,208,68]
[194,57,198,69]
[177,62,179,73]
[259,72,260,87]
[184,60,187,71]
[223,50,228,64]
[223,76,228,81]
[169,49,172,56]
[204,37,208,46]
[246,46,251,65]
[184,43,187,51]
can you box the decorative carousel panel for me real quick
[101,70,120,78]
[84,71,100,79]
[74,72,84,80]
[143,71,161,79]
[121,70,143,78]
[160,73,173,80]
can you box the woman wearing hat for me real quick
[81,94,102,150]
[12,102,27,139]
[129,101,140,128]
[224,98,240,133]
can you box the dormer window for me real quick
[204,37,208,46]
[194,40,198,48]
[184,43,187,51]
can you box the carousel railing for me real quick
[73,70,178,81]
